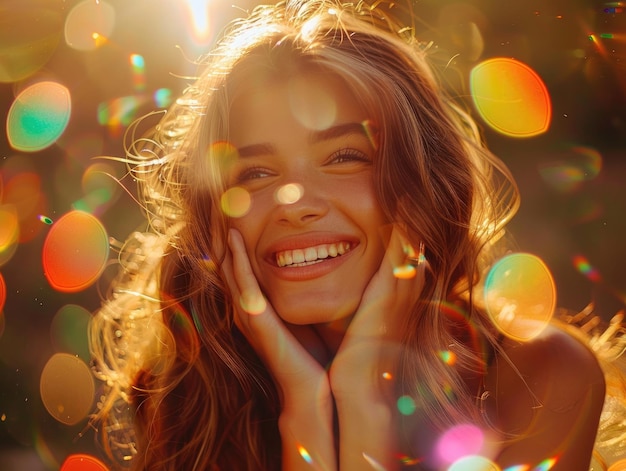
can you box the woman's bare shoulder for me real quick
[484,323,606,469]
[494,323,605,392]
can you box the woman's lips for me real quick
[263,235,359,281]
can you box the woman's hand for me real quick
[223,229,336,470]
[329,225,426,470]
[330,225,426,396]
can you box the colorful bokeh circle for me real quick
[6,81,72,152]
[436,423,485,465]
[470,57,551,137]
[64,0,115,51]
[40,353,95,426]
[42,210,109,292]
[448,455,500,470]
[0,3,63,83]
[60,453,109,471]
[484,253,556,341]
[0,205,19,267]
[0,272,6,313]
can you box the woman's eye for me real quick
[235,167,274,182]
[328,149,371,165]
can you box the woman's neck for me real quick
[313,316,353,360]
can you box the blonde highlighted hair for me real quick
[90,1,523,469]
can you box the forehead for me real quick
[228,71,368,145]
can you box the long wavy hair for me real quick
[89,1,522,469]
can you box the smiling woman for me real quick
[88,1,620,470]
[227,71,387,326]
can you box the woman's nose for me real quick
[273,181,329,226]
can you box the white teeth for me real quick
[292,249,305,264]
[275,242,353,267]
[304,247,317,261]
[317,245,328,259]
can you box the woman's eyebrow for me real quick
[235,122,370,158]
[309,122,369,144]
[236,143,275,158]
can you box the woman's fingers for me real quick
[355,225,426,336]
[226,229,267,315]
[225,229,327,398]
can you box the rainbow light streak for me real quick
[503,466,530,471]
[438,350,457,366]
[297,444,313,465]
[130,54,146,92]
[600,33,626,40]
[533,456,558,471]
[38,215,53,224]
[396,454,423,465]
[588,34,609,57]
[572,255,602,282]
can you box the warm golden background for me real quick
[0,0,625,469]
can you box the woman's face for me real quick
[225,70,388,326]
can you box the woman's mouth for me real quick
[276,242,352,267]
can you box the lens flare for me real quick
[50,304,91,360]
[182,0,211,42]
[239,291,267,315]
[7,81,71,152]
[0,3,62,83]
[436,424,485,465]
[60,453,109,471]
[40,353,95,425]
[288,77,337,130]
[4,172,48,243]
[572,254,602,282]
[397,395,417,415]
[438,350,457,366]
[276,183,304,205]
[0,272,6,314]
[297,444,313,465]
[154,88,173,108]
[130,53,146,92]
[533,456,558,470]
[221,187,251,218]
[42,210,109,292]
[538,146,603,193]
[448,455,501,470]
[74,162,120,214]
[484,253,555,341]
[64,0,115,51]
[97,95,149,130]
[0,205,19,267]
[393,264,417,279]
[470,58,551,137]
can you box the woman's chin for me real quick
[274,302,357,328]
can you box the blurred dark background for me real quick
[0,0,624,469]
